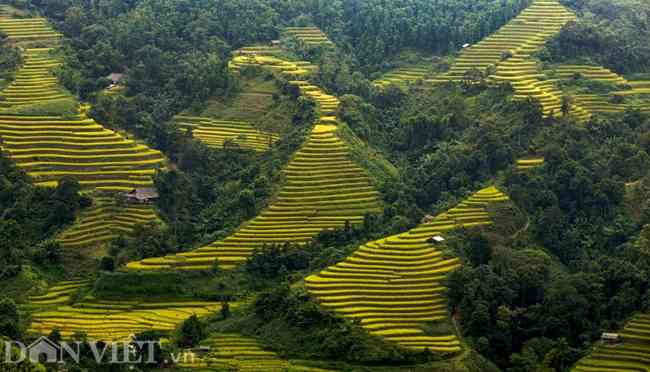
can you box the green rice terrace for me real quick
[0,17,166,192]
[56,194,160,250]
[373,65,431,89]
[25,279,90,307]
[572,314,650,371]
[28,297,227,341]
[283,26,334,48]
[0,48,68,106]
[0,5,60,41]
[2,0,650,371]
[306,187,510,353]
[178,333,337,371]
[127,124,381,271]
[173,115,279,152]
[516,157,544,171]
[230,53,318,80]
[548,65,650,116]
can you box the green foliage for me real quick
[336,121,399,183]
[94,272,188,299]
[544,0,650,73]
[0,297,21,339]
[0,155,84,279]
[0,32,22,82]
[178,314,204,347]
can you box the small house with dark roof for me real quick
[125,187,159,203]
[601,333,620,345]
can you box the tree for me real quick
[0,297,20,339]
[99,256,115,272]
[463,231,492,266]
[179,315,203,347]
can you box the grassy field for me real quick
[305,187,510,353]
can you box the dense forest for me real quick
[1,0,650,371]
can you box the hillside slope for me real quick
[306,187,510,353]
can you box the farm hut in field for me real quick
[125,188,159,203]
[270,40,281,46]
[601,333,620,345]
[421,214,436,224]
[428,235,446,244]
[462,43,471,48]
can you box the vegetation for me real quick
[0,152,86,279]
[545,0,650,74]
[1,1,650,372]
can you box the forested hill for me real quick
[1,0,650,372]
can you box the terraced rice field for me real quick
[0,8,61,41]
[29,299,225,341]
[549,65,650,115]
[425,0,586,119]
[373,66,431,89]
[551,65,628,85]
[179,334,289,372]
[57,195,160,249]
[491,58,591,120]
[0,19,166,192]
[229,52,338,121]
[284,26,334,47]
[623,80,650,96]
[233,45,283,57]
[0,48,68,107]
[572,313,650,371]
[127,124,381,271]
[288,80,340,121]
[229,54,318,80]
[306,187,510,353]
[178,333,338,371]
[516,157,544,170]
[173,115,279,152]
[0,113,165,191]
[432,0,576,82]
[26,279,90,307]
